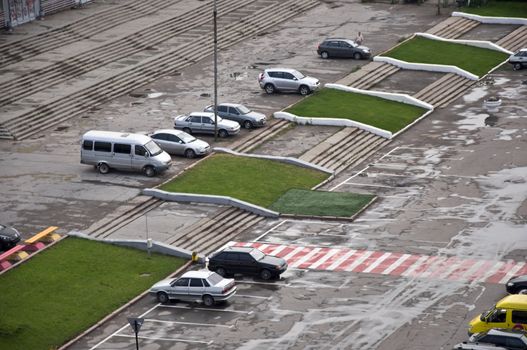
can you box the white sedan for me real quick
[149,270,237,306]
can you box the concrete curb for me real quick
[143,188,280,218]
[58,260,193,350]
[452,11,527,25]
[393,108,435,138]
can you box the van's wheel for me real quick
[514,63,522,71]
[260,269,272,280]
[218,129,228,138]
[157,292,169,304]
[243,120,253,129]
[183,127,192,134]
[216,267,227,277]
[98,163,110,174]
[184,149,196,159]
[321,51,329,59]
[143,166,156,177]
[202,294,214,307]
[264,84,275,94]
[299,85,310,96]
[353,52,362,60]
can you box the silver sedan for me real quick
[150,129,210,158]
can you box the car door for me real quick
[329,41,342,57]
[512,310,527,331]
[111,143,132,170]
[217,105,228,119]
[339,41,354,58]
[201,116,216,134]
[167,134,185,156]
[188,116,203,133]
[188,278,205,301]
[151,133,171,153]
[227,107,242,123]
[269,71,287,90]
[131,144,148,170]
[223,252,241,274]
[239,252,259,275]
[169,277,190,300]
[281,72,298,91]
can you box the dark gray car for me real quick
[317,38,371,60]
[0,225,21,251]
[204,103,266,129]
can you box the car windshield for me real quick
[291,70,305,79]
[178,132,196,143]
[207,272,223,285]
[249,249,265,261]
[144,140,163,156]
[238,105,251,114]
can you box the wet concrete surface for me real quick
[372,69,444,95]
[458,23,521,42]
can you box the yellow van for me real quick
[469,295,527,334]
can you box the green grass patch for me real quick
[285,88,427,133]
[160,154,329,208]
[461,1,527,18]
[0,237,185,350]
[384,36,508,77]
[269,189,375,217]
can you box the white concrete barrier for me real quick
[452,11,527,25]
[373,56,479,80]
[416,32,513,55]
[213,147,334,174]
[274,111,393,139]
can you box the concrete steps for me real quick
[337,62,400,90]
[427,16,480,39]
[413,73,475,108]
[169,207,264,255]
[496,25,527,52]
[233,119,291,153]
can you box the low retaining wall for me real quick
[416,32,513,55]
[373,56,479,80]
[452,12,527,26]
[274,111,393,139]
[214,147,334,174]
[67,231,199,260]
[143,189,280,218]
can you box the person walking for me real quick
[355,31,364,45]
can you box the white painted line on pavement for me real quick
[327,249,357,271]
[363,252,391,273]
[476,261,505,283]
[283,246,306,262]
[344,251,374,272]
[381,254,411,275]
[236,280,291,287]
[159,305,254,315]
[268,244,288,256]
[114,334,213,345]
[400,255,429,277]
[499,262,526,284]
[253,220,287,242]
[291,247,321,268]
[309,248,340,269]
[144,318,234,328]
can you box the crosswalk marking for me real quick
[228,242,523,285]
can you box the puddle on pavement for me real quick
[230,71,248,81]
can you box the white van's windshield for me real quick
[144,140,163,156]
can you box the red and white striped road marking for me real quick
[226,242,523,284]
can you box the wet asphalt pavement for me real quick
[1,0,527,349]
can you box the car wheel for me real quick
[299,85,310,96]
[514,63,522,71]
[98,163,110,174]
[184,149,196,159]
[260,269,272,280]
[519,289,527,295]
[264,84,275,94]
[143,166,155,177]
[157,292,169,304]
[321,51,329,59]
[353,52,362,60]
[218,129,228,138]
[202,294,214,307]
[243,120,253,129]
[216,267,227,277]
[183,127,192,134]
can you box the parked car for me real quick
[174,112,240,138]
[317,38,371,60]
[507,276,527,295]
[469,295,527,334]
[149,270,237,306]
[150,129,210,158]
[258,68,320,96]
[207,246,288,280]
[509,48,527,71]
[204,103,266,129]
[0,225,21,251]
[453,328,527,350]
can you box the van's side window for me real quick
[114,143,131,154]
[94,141,111,152]
[82,140,93,150]
[135,145,146,156]
[512,310,527,324]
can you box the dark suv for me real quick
[207,246,288,280]
[0,224,21,251]
[453,329,527,350]
[507,275,527,294]
[317,38,371,60]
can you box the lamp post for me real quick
[213,0,218,141]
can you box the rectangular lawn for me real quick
[461,1,527,18]
[0,237,185,350]
[269,189,375,217]
[160,154,329,208]
[384,36,509,77]
[285,88,427,133]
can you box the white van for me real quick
[81,130,172,177]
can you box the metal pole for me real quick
[213,0,218,141]
[134,320,139,350]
